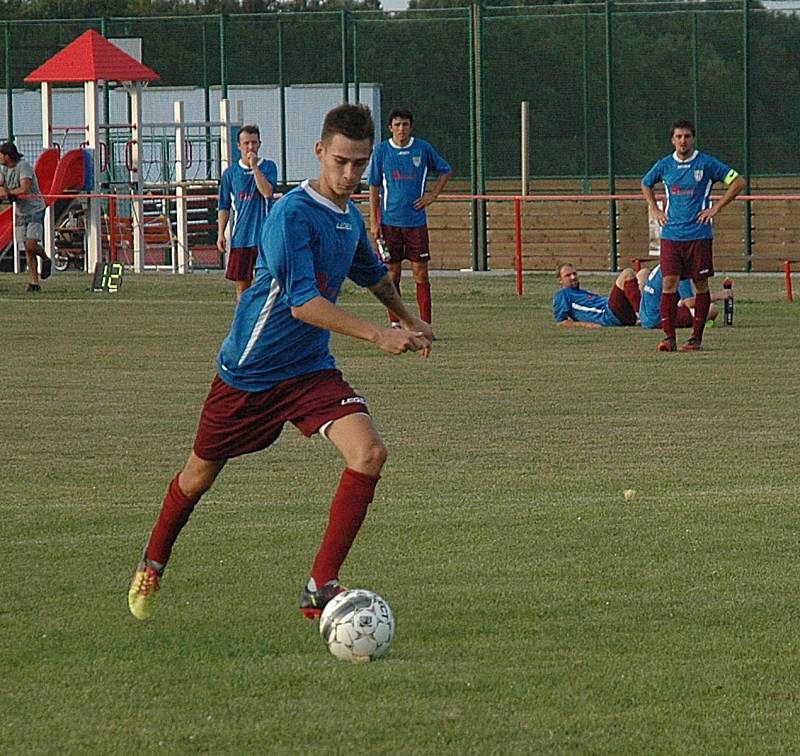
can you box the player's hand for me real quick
[375,326,432,358]
[216,234,226,253]
[696,206,717,224]
[246,151,258,169]
[651,207,667,225]
[400,315,434,344]
[413,194,436,211]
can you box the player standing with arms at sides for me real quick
[217,125,278,300]
[0,142,51,292]
[368,108,451,327]
[641,119,744,352]
[128,104,433,622]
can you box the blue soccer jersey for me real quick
[367,137,451,228]
[552,287,621,327]
[639,264,695,329]
[216,181,387,391]
[218,158,279,248]
[641,150,739,241]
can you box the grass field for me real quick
[2,269,799,754]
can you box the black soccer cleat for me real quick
[299,578,345,619]
[40,257,52,280]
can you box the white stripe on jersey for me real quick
[382,175,389,211]
[419,166,428,200]
[572,303,604,315]
[238,278,281,367]
[702,179,713,210]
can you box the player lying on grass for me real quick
[128,103,433,622]
[552,263,644,329]
[639,263,729,330]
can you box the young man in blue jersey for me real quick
[641,119,744,352]
[639,263,726,330]
[553,263,644,329]
[217,125,278,300]
[368,108,451,327]
[128,104,433,622]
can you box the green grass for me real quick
[1,270,799,754]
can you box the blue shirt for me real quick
[639,264,695,329]
[368,137,451,228]
[219,158,279,248]
[552,287,622,327]
[641,150,738,241]
[216,181,387,392]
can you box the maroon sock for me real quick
[416,282,432,323]
[623,279,641,314]
[660,291,679,340]
[693,291,711,340]
[310,468,379,585]
[145,474,201,567]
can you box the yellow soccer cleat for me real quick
[128,560,161,620]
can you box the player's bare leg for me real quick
[234,279,251,301]
[301,413,387,618]
[411,259,432,324]
[128,453,226,620]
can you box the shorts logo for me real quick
[412,156,421,167]
[336,221,353,231]
[341,396,367,406]
[699,268,709,275]
[694,170,704,182]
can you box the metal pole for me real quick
[692,12,699,130]
[605,0,618,271]
[468,4,478,271]
[278,18,288,187]
[341,9,349,103]
[202,22,212,180]
[520,101,529,196]
[742,0,752,272]
[582,12,590,193]
[353,21,360,104]
[100,17,111,182]
[219,12,228,100]
[473,0,487,271]
[5,23,13,141]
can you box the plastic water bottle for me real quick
[376,237,390,263]
[723,278,734,326]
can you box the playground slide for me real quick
[0,147,88,255]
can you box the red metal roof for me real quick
[25,30,160,84]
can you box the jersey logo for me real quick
[335,221,352,231]
[412,156,421,167]
[694,169,703,182]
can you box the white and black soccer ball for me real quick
[319,589,395,663]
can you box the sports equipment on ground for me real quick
[319,589,395,663]
[723,278,734,325]
[299,578,345,619]
[128,560,161,620]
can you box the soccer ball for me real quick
[319,589,395,663]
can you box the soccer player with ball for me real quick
[128,104,432,622]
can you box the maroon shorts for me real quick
[225,246,258,282]
[193,369,370,460]
[660,238,714,281]
[607,284,638,326]
[381,224,430,264]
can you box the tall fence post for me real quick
[277,18,288,188]
[742,0,752,272]
[470,0,487,271]
[582,12,590,193]
[605,0,618,272]
[4,23,13,141]
[340,9,349,104]
[219,12,228,101]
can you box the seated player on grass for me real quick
[638,263,729,330]
[552,263,644,329]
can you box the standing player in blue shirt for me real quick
[641,119,744,351]
[553,263,644,328]
[368,108,451,327]
[217,125,278,300]
[128,104,433,622]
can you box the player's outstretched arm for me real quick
[368,275,434,343]
[291,293,430,357]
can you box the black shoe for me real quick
[299,579,345,619]
[40,257,52,280]
[27,283,41,292]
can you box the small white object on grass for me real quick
[623,489,636,501]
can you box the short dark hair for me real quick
[670,119,696,138]
[238,124,260,141]
[0,142,23,161]
[320,104,375,145]
[388,108,413,126]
